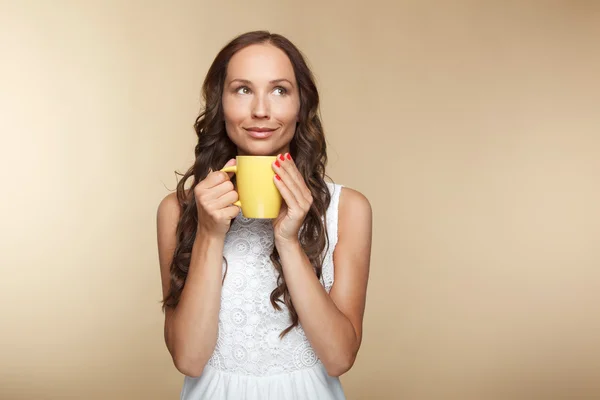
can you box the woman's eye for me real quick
[273,87,287,96]
[236,86,251,95]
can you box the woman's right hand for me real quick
[194,158,240,238]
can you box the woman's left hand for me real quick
[272,152,313,246]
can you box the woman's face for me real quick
[222,43,300,156]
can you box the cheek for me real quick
[222,96,247,124]
[272,100,300,124]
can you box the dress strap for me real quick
[321,182,343,292]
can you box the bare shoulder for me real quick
[157,189,194,225]
[338,186,372,224]
[336,186,372,253]
[156,191,185,296]
[157,191,182,225]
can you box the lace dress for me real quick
[180,183,346,400]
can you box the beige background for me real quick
[1,1,599,399]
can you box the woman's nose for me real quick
[251,93,270,119]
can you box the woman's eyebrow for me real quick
[228,78,294,87]
[229,78,252,86]
[270,79,294,87]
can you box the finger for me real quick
[222,158,236,179]
[222,205,241,220]
[199,158,236,189]
[200,170,231,189]
[273,155,309,208]
[276,153,312,203]
[210,180,235,199]
[273,172,301,211]
[273,158,301,204]
[201,180,235,201]
[213,189,239,209]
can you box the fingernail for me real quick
[279,154,285,161]
[275,160,280,168]
[286,153,292,160]
[275,174,281,180]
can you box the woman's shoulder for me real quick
[324,181,371,222]
[338,186,371,219]
[157,190,190,223]
[157,192,180,231]
[329,184,372,263]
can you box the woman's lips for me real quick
[244,127,276,139]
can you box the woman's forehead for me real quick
[226,44,295,83]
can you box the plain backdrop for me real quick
[1,1,599,399]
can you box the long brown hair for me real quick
[163,31,331,337]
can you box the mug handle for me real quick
[220,165,242,208]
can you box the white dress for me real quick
[180,182,346,400]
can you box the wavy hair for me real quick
[163,31,331,337]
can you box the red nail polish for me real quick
[279,154,285,161]
[275,160,280,168]
[286,153,292,160]
[275,174,281,180]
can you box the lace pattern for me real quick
[207,182,343,376]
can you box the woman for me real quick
[156,30,372,399]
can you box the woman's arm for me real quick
[156,193,225,377]
[276,187,372,377]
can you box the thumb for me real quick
[223,158,236,179]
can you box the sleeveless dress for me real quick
[180,182,345,400]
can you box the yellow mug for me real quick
[221,156,282,219]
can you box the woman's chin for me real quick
[237,142,287,157]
